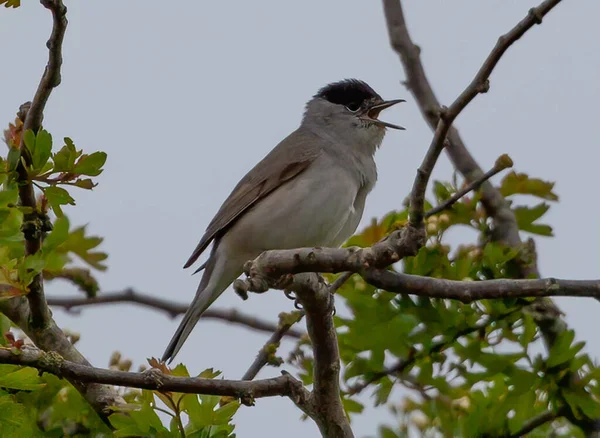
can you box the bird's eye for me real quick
[345,102,361,112]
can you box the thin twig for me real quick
[0,348,312,407]
[407,0,564,227]
[506,409,563,438]
[329,272,353,293]
[348,310,519,394]
[47,289,304,339]
[242,311,305,381]
[425,155,512,218]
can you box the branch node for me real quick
[478,79,490,94]
[438,105,450,121]
[142,368,164,388]
[529,7,544,24]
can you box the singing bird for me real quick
[162,79,404,363]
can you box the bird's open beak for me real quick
[361,99,406,130]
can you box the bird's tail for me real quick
[161,258,223,363]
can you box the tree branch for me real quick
[363,271,600,302]
[507,409,563,438]
[381,2,600,431]
[406,0,563,227]
[46,289,304,339]
[17,0,69,329]
[238,243,600,300]
[0,347,311,408]
[0,296,125,423]
[286,274,354,438]
[3,0,125,424]
[424,154,512,218]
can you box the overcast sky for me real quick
[1,1,599,436]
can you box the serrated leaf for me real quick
[500,172,558,201]
[0,394,38,437]
[72,178,96,190]
[74,151,107,176]
[52,139,78,172]
[342,396,364,416]
[43,216,70,252]
[547,330,576,368]
[513,203,554,236]
[44,186,75,217]
[0,365,46,391]
[0,0,21,7]
[563,388,600,419]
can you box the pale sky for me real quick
[1,1,599,437]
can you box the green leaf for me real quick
[31,130,52,173]
[43,186,75,217]
[23,130,35,155]
[6,147,20,172]
[43,216,70,252]
[52,138,79,172]
[0,188,18,206]
[213,400,240,424]
[500,171,559,201]
[0,0,21,8]
[563,388,600,419]
[342,396,364,416]
[72,178,97,190]
[547,329,577,368]
[57,225,107,271]
[379,426,401,438]
[0,365,46,391]
[74,151,107,176]
[513,203,554,236]
[0,394,39,437]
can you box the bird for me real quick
[161,79,404,363]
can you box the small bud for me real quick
[452,396,471,410]
[426,222,438,235]
[109,351,121,367]
[495,153,514,170]
[438,214,450,226]
[411,411,429,430]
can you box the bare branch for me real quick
[242,311,305,381]
[0,296,125,422]
[290,274,354,438]
[17,0,69,328]
[363,271,600,302]
[424,154,513,218]
[406,0,564,227]
[0,347,311,408]
[47,289,304,339]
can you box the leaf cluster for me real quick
[290,171,599,436]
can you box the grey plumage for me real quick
[162,79,404,363]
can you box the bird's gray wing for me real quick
[183,127,323,269]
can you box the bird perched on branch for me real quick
[162,79,404,363]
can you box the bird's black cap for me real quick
[316,79,381,110]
